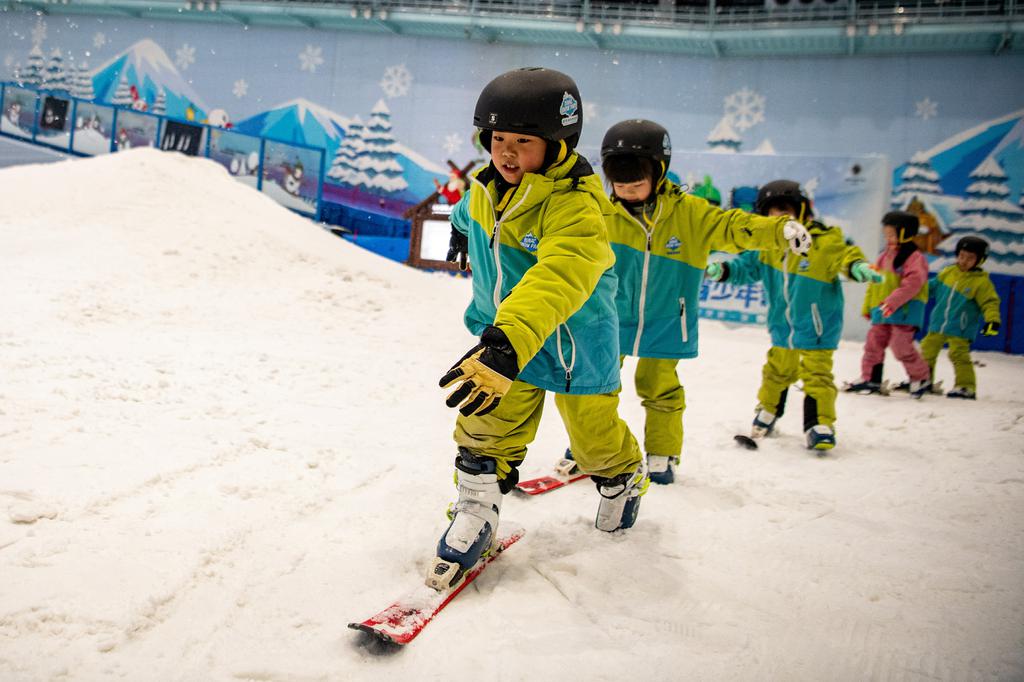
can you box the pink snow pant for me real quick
[861,324,930,382]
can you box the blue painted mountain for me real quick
[893,109,1024,201]
[235,98,446,203]
[90,39,208,121]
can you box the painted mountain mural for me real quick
[892,108,1024,275]
[91,39,209,121]
[235,98,446,203]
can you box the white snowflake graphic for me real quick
[442,133,463,156]
[299,45,324,73]
[232,79,249,99]
[92,32,107,49]
[175,43,196,70]
[31,18,47,47]
[583,101,599,125]
[723,87,766,131]
[915,97,938,121]
[379,63,412,98]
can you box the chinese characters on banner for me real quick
[699,280,767,324]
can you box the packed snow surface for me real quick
[1,149,1023,681]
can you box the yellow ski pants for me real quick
[454,379,642,481]
[615,357,686,457]
[757,347,837,430]
[920,333,975,391]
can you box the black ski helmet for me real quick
[955,235,989,265]
[474,67,583,152]
[600,119,672,188]
[755,180,812,220]
[882,210,920,242]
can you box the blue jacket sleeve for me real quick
[722,251,764,285]
[450,192,471,236]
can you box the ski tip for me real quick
[734,434,759,450]
[349,623,405,654]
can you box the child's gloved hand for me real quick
[445,227,469,271]
[705,262,727,282]
[850,261,883,283]
[440,326,519,417]
[783,220,812,256]
[879,302,895,318]
[982,321,1000,336]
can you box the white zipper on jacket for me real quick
[782,250,795,349]
[556,324,577,391]
[622,200,664,356]
[811,302,823,338]
[679,297,688,343]
[471,176,532,310]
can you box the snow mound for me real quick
[1,149,1023,680]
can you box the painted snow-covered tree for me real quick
[112,74,133,107]
[939,156,1024,269]
[41,48,69,91]
[892,152,949,254]
[357,100,408,194]
[20,45,45,87]
[892,152,943,207]
[72,62,96,101]
[327,115,369,187]
[152,88,167,115]
[707,118,741,154]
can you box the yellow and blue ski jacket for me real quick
[450,154,620,394]
[861,246,929,328]
[722,222,867,350]
[927,265,1001,339]
[606,182,790,359]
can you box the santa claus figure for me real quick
[434,168,466,205]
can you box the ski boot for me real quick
[751,408,778,439]
[843,380,883,394]
[908,379,932,400]
[946,386,976,400]
[593,459,649,532]
[647,454,679,485]
[427,449,503,591]
[805,424,836,452]
[894,380,943,395]
[556,448,579,477]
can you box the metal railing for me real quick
[260,0,1019,26]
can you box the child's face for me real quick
[883,225,899,248]
[491,131,546,185]
[612,179,653,203]
[956,250,979,271]
[767,205,796,219]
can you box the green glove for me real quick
[981,321,1000,337]
[705,262,727,282]
[850,261,882,283]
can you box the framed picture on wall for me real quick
[160,120,203,156]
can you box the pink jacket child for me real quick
[851,211,932,398]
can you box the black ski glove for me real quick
[440,326,519,417]
[445,227,469,271]
[982,321,1000,336]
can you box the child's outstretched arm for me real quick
[707,250,762,285]
[492,194,612,370]
[697,201,790,254]
[976,276,1002,335]
[881,251,928,315]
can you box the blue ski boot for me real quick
[647,454,679,485]
[751,408,778,439]
[805,424,836,451]
[594,458,649,532]
[427,450,503,591]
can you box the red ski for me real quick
[515,456,589,495]
[349,527,524,647]
[516,473,589,495]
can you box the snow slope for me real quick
[1,150,1023,681]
